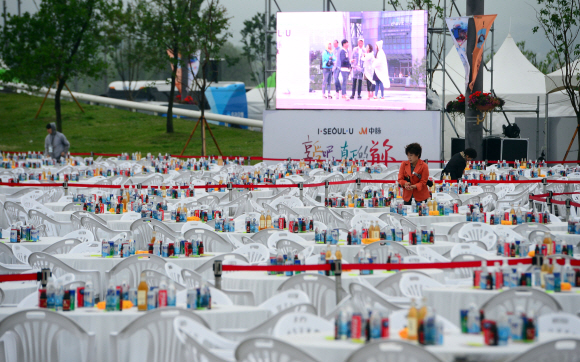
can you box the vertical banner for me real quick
[469,14,497,90]
[446,17,470,91]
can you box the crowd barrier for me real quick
[3,179,580,190]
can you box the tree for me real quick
[533,0,580,160]
[133,0,203,133]
[240,12,276,108]
[104,1,148,101]
[0,0,109,132]
[181,0,234,156]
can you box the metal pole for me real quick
[545,93,549,159]
[63,181,68,196]
[566,199,571,219]
[325,181,329,204]
[299,182,304,203]
[17,0,20,16]
[263,0,269,111]
[334,259,342,305]
[536,96,540,159]
[465,0,485,160]
[227,182,233,216]
[213,260,222,290]
[441,0,447,161]
[489,23,494,136]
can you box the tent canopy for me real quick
[545,60,580,94]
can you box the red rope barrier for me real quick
[0,273,40,283]
[221,257,580,272]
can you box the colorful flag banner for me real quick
[446,17,470,91]
[470,14,497,91]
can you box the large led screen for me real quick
[276,11,428,110]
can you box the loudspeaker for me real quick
[483,137,528,161]
[451,138,465,156]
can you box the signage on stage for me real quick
[263,110,441,162]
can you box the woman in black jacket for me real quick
[441,148,477,180]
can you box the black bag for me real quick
[326,59,334,67]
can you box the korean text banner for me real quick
[470,15,497,90]
[446,17,470,91]
[263,110,441,162]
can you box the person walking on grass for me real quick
[44,123,70,161]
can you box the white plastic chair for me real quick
[431,192,455,202]
[181,221,214,234]
[235,337,319,362]
[120,212,140,221]
[17,292,38,308]
[165,262,185,285]
[232,243,270,265]
[266,231,307,251]
[11,244,32,264]
[457,222,498,250]
[402,255,431,264]
[109,308,209,362]
[416,245,450,262]
[173,316,237,351]
[69,241,101,254]
[277,274,347,317]
[399,273,444,298]
[258,290,311,316]
[61,229,95,243]
[388,309,460,334]
[538,312,580,336]
[269,195,304,209]
[350,213,388,229]
[0,310,96,362]
[494,225,527,243]
[272,312,334,337]
[449,243,495,259]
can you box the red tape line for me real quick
[0,273,39,283]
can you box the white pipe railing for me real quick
[4,82,264,128]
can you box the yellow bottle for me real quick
[418,297,428,323]
[150,230,157,245]
[325,244,332,261]
[259,212,266,230]
[407,299,418,340]
[137,271,149,311]
[266,210,272,229]
[432,199,438,213]
[543,232,552,255]
[335,245,342,261]
[427,199,433,212]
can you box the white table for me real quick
[44,202,70,212]
[279,331,568,362]
[1,282,38,305]
[550,231,580,247]
[221,270,443,305]
[0,305,269,362]
[54,211,125,223]
[305,241,456,263]
[0,236,62,253]
[432,221,568,235]
[54,253,222,275]
[424,286,580,327]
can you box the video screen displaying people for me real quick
[276,11,428,111]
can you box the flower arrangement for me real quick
[467,91,504,112]
[445,94,466,114]
[175,94,197,105]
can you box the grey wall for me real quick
[515,116,577,160]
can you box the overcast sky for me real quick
[4,0,554,59]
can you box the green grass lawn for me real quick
[0,92,263,158]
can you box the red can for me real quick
[168,243,174,257]
[381,318,389,338]
[482,320,497,345]
[184,241,192,257]
[38,288,47,308]
[77,287,84,308]
[504,212,510,222]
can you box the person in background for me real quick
[332,39,342,99]
[44,122,70,161]
[398,143,430,206]
[350,37,365,100]
[372,40,390,99]
[339,39,351,100]
[321,41,335,99]
[361,44,375,100]
[441,148,477,180]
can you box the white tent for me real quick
[545,60,580,94]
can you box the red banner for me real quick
[470,15,497,91]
